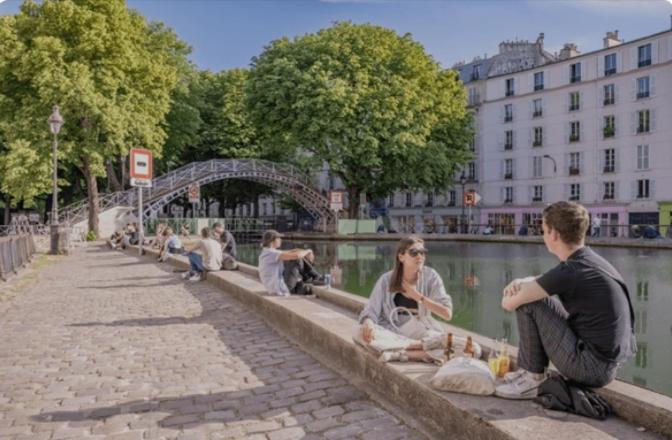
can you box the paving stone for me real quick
[267,426,306,440]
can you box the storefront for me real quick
[658,202,672,237]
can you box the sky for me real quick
[1,0,672,72]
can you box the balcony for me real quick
[467,175,478,183]
[638,58,651,68]
[504,115,513,123]
[504,143,513,151]
[569,104,580,112]
[504,198,513,204]
[470,73,480,81]
[603,97,615,106]
[534,84,544,91]
[570,75,581,84]
[533,110,543,118]
[504,173,513,180]
[637,91,650,99]
[603,194,615,200]
[505,90,514,97]
[603,126,615,138]
[569,167,580,176]
[569,134,580,143]
[637,125,650,134]
[532,140,543,147]
[569,195,580,201]
[603,166,615,173]
[605,67,617,76]
[532,196,543,202]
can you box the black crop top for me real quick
[393,292,419,310]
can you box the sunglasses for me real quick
[407,248,428,257]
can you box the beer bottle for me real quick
[464,336,474,358]
[444,333,453,361]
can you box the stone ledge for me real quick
[133,246,671,439]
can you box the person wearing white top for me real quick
[181,227,222,282]
[258,230,315,296]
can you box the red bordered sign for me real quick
[130,148,153,187]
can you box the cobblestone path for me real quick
[0,245,425,440]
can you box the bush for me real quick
[86,230,98,241]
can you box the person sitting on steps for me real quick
[181,227,222,282]
[258,230,325,296]
[495,201,636,400]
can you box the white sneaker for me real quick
[181,272,191,280]
[188,273,202,282]
[495,370,544,400]
[379,350,409,363]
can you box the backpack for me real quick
[534,375,613,420]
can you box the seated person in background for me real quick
[518,223,529,236]
[109,229,123,249]
[258,230,322,296]
[159,227,183,261]
[496,202,635,400]
[181,227,222,282]
[180,224,191,238]
[483,224,495,235]
[212,222,238,270]
[359,236,456,363]
[152,223,166,249]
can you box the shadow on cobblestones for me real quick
[26,248,422,439]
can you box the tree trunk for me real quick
[2,193,10,225]
[105,158,123,192]
[347,185,360,219]
[120,155,129,188]
[82,155,100,237]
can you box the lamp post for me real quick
[543,154,557,174]
[48,105,64,255]
[460,174,467,233]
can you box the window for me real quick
[505,130,513,150]
[532,156,542,178]
[637,179,650,199]
[637,281,649,301]
[637,110,650,133]
[604,53,617,75]
[570,121,580,142]
[635,343,647,368]
[603,84,615,106]
[570,63,581,83]
[533,185,543,202]
[468,87,480,106]
[406,192,412,207]
[504,159,513,179]
[570,183,581,201]
[604,148,615,173]
[505,78,514,96]
[471,64,481,81]
[534,72,544,91]
[426,192,434,207]
[637,144,649,170]
[637,76,650,99]
[532,98,542,117]
[533,127,543,147]
[468,162,477,181]
[603,115,615,138]
[504,187,513,203]
[638,44,652,68]
[388,194,394,208]
[603,182,615,200]
[504,104,513,122]
[448,190,456,206]
[569,152,580,175]
[569,91,580,111]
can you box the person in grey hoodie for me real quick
[359,236,453,363]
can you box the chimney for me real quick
[559,43,580,60]
[603,30,622,49]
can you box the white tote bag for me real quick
[389,306,434,340]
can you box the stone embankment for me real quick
[142,245,672,440]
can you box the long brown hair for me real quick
[389,235,424,293]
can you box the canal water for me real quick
[237,240,672,397]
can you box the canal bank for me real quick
[132,245,672,439]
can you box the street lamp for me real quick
[460,174,467,233]
[543,154,557,174]
[48,105,64,254]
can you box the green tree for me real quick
[246,22,473,218]
[0,0,189,235]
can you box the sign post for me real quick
[329,190,344,233]
[188,183,200,221]
[130,148,153,256]
[464,190,482,233]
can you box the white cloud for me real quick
[527,0,671,16]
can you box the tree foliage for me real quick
[0,0,189,232]
[247,22,473,217]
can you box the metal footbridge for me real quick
[58,159,336,232]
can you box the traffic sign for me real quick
[329,190,344,211]
[188,183,200,204]
[464,190,482,206]
[130,148,153,187]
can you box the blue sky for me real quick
[1,0,671,71]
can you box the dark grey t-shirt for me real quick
[536,247,635,363]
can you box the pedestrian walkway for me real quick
[0,245,425,440]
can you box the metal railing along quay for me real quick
[0,234,37,281]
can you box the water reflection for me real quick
[237,240,672,397]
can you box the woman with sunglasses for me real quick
[359,236,453,363]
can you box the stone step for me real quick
[136,246,671,439]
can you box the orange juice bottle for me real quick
[497,339,510,378]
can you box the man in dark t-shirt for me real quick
[495,202,636,400]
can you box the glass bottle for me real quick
[464,336,474,358]
[444,333,453,361]
[498,339,510,378]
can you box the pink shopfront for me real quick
[480,204,629,237]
